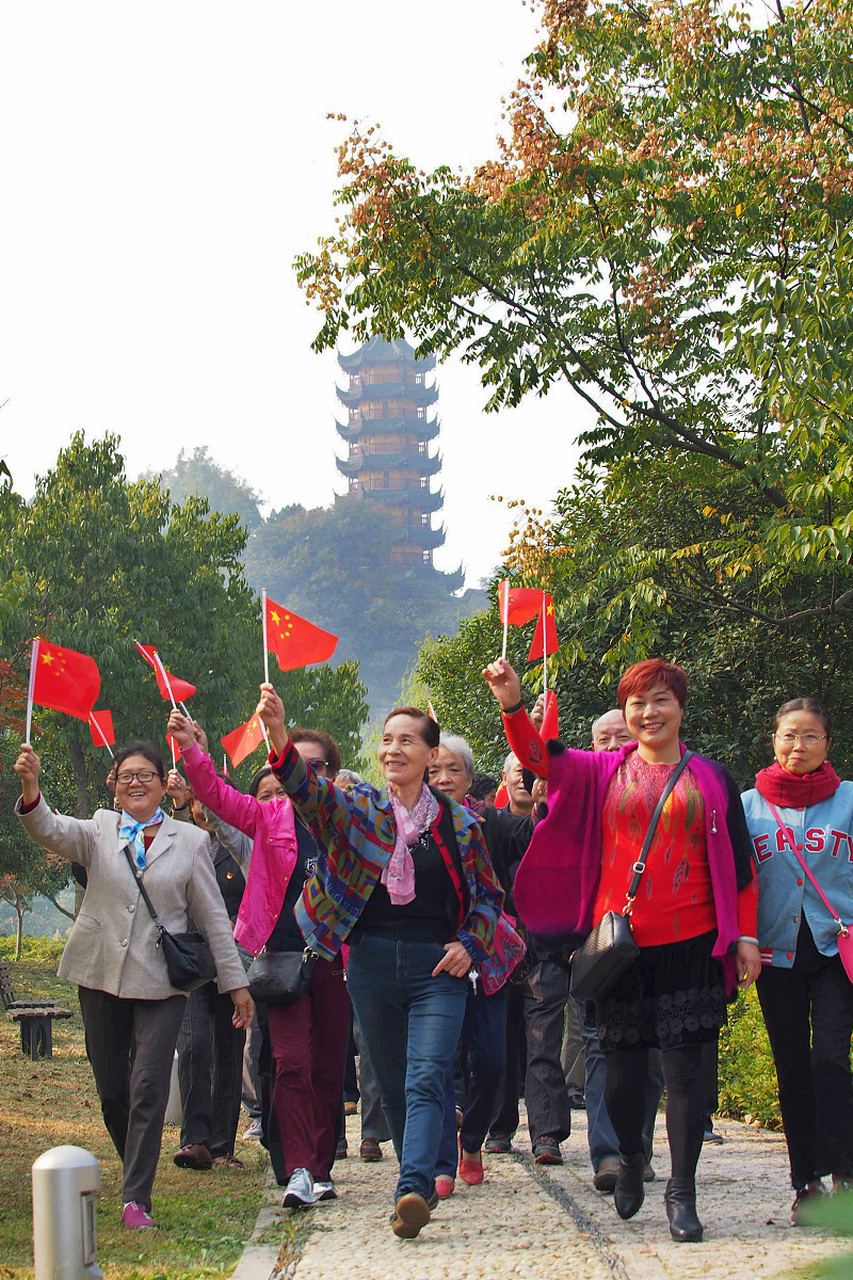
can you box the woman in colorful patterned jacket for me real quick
[483,656,760,1245]
[254,682,523,1240]
[741,697,853,1224]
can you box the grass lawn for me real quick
[0,938,270,1279]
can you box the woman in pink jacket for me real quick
[168,714,350,1211]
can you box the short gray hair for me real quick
[503,751,519,775]
[439,734,475,781]
[336,768,363,786]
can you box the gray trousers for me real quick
[177,980,245,1157]
[561,995,586,1095]
[79,986,186,1207]
[523,960,572,1145]
[353,1012,390,1141]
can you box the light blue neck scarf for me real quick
[118,809,165,869]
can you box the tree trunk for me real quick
[15,897,24,960]
[67,734,90,819]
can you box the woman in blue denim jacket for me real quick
[741,697,853,1224]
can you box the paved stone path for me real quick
[236,1107,850,1280]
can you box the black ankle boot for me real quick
[664,1177,704,1242]
[614,1152,647,1220]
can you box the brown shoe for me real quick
[174,1143,213,1170]
[360,1137,383,1162]
[344,1101,358,1115]
[212,1155,244,1168]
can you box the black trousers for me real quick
[604,1042,708,1182]
[177,980,245,1157]
[757,923,853,1189]
[78,986,186,1207]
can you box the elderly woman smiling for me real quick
[742,697,853,1223]
[14,738,251,1231]
[254,685,519,1239]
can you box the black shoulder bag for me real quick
[123,845,216,991]
[570,750,693,1002]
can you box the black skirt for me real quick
[587,929,727,1051]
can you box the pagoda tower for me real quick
[336,336,450,573]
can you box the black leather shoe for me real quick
[664,1177,704,1242]
[614,1152,647,1220]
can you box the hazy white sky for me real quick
[0,1,589,587]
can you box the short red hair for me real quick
[617,659,688,709]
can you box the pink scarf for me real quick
[382,785,440,905]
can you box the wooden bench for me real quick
[0,959,73,1059]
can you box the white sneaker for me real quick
[314,1180,337,1201]
[283,1167,316,1208]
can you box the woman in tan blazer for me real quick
[14,738,253,1232]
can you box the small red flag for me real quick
[527,596,559,661]
[540,690,559,741]
[88,709,115,748]
[31,640,101,722]
[167,734,182,764]
[265,597,337,672]
[497,581,543,626]
[221,715,266,768]
[135,642,197,701]
[494,781,510,809]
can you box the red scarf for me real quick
[754,759,842,807]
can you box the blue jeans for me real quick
[346,933,468,1200]
[437,984,507,1176]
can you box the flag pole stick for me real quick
[169,736,177,768]
[501,582,509,660]
[179,702,192,720]
[260,721,271,752]
[25,638,39,746]
[542,591,548,696]
[261,589,270,685]
[149,648,178,711]
[89,713,115,759]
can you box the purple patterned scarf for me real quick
[382,785,440,905]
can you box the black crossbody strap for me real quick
[122,843,165,932]
[624,749,694,911]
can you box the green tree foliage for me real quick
[0,435,370,826]
[152,446,264,533]
[297,0,853,628]
[244,495,485,712]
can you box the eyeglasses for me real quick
[306,758,328,772]
[774,733,827,747]
[115,769,159,784]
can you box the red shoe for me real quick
[121,1202,155,1230]
[459,1144,484,1186]
[434,1175,455,1199]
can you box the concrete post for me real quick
[32,1145,103,1280]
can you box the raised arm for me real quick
[14,743,100,864]
[257,684,355,836]
[167,711,262,838]
[482,658,550,779]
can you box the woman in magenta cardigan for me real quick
[167,713,350,1212]
[483,656,760,1243]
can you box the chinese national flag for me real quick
[265,597,337,671]
[527,596,559,661]
[88,709,115,748]
[167,734,182,764]
[493,781,510,809]
[32,640,101,722]
[497,581,543,626]
[221,715,265,768]
[540,690,559,741]
[135,643,197,701]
